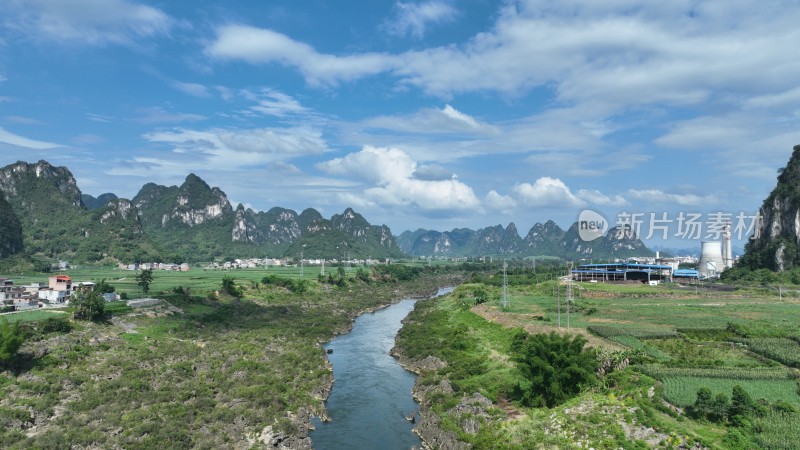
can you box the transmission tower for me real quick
[501,261,509,309]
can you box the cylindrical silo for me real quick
[698,241,724,278]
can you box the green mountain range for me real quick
[397,219,653,259]
[0,160,404,263]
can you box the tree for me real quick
[710,393,730,423]
[512,331,598,407]
[730,384,754,425]
[135,269,153,296]
[94,278,116,294]
[72,290,105,321]
[0,319,24,364]
[689,387,714,420]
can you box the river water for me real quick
[310,287,452,450]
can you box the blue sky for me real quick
[1,0,799,248]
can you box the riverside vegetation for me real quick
[0,263,461,449]
[393,262,800,449]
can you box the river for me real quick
[310,287,453,450]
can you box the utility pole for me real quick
[556,282,561,329]
[566,261,573,330]
[300,244,305,278]
[502,261,509,309]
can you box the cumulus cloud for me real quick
[627,189,717,206]
[3,0,172,46]
[513,177,586,208]
[413,163,453,181]
[384,1,457,38]
[485,190,517,213]
[317,146,481,212]
[0,127,61,149]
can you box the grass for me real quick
[0,309,67,323]
[2,265,365,299]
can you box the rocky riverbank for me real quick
[391,293,497,450]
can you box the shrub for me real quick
[0,319,24,364]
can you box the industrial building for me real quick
[571,263,673,282]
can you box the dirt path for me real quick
[471,304,624,351]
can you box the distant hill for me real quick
[397,220,654,259]
[0,160,160,263]
[82,193,118,210]
[0,160,406,263]
[738,144,800,271]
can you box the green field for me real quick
[408,277,800,448]
[0,309,67,323]
[3,265,365,299]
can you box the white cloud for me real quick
[0,127,61,149]
[206,25,394,86]
[513,177,586,208]
[317,146,481,212]
[576,189,628,207]
[244,89,309,117]
[205,2,800,108]
[143,126,328,168]
[360,104,496,136]
[3,0,172,46]
[485,190,517,212]
[385,1,457,38]
[627,189,717,206]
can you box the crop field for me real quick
[732,337,800,368]
[460,277,800,447]
[660,376,800,407]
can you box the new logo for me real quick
[578,209,608,242]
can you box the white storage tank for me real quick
[698,241,724,278]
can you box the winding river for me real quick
[310,287,453,449]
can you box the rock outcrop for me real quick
[0,195,23,258]
[739,144,800,271]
